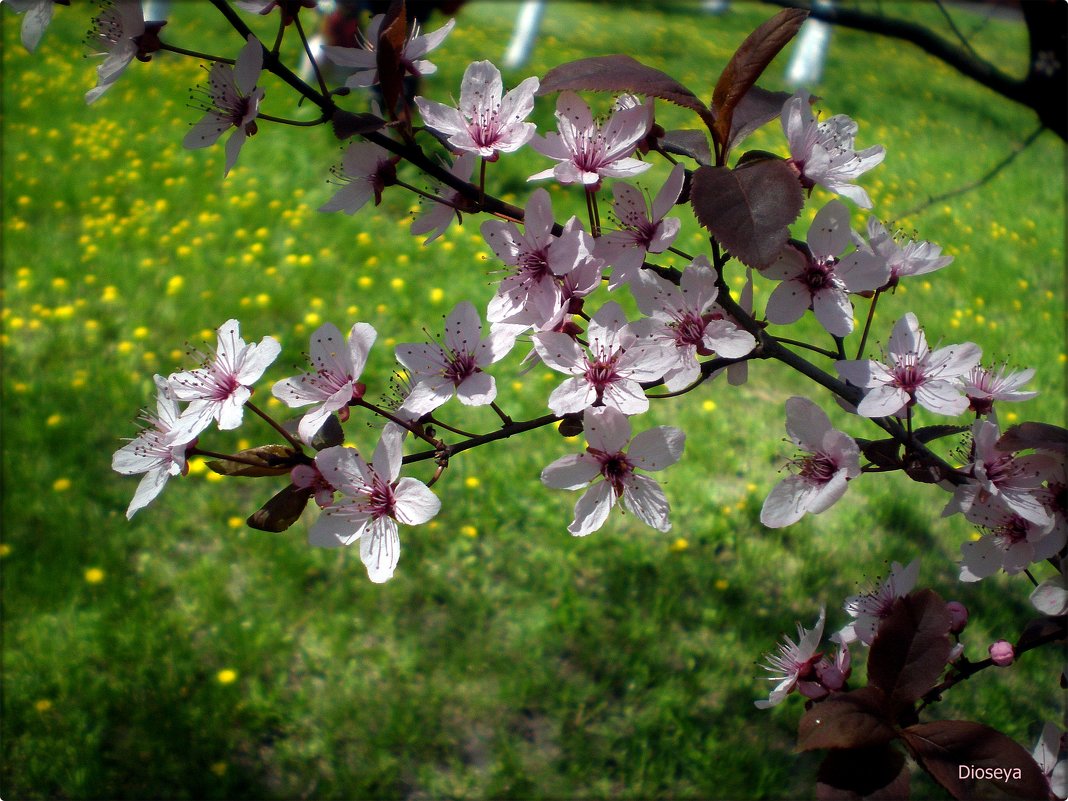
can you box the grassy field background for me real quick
[2,1,1065,799]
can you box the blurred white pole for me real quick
[503,0,546,70]
[785,0,833,86]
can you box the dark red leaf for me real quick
[207,445,301,477]
[712,9,808,149]
[537,55,716,130]
[1015,615,1066,651]
[867,590,952,713]
[996,421,1068,454]
[725,86,792,154]
[903,720,1050,800]
[816,745,910,800]
[689,160,802,269]
[661,129,712,166]
[247,484,313,532]
[856,437,901,470]
[798,686,897,751]
[331,110,387,140]
[376,0,407,119]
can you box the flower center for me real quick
[443,350,479,385]
[801,257,841,292]
[798,452,838,484]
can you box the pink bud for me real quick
[945,601,969,634]
[988,639,1014,667]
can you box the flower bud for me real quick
[988,639,1014,667]
[945,601,969,634]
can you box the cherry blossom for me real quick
[540,406,684,536]
[533,301,674,416]
[290,463,335,509]
[529,91,653,190]
[835,559,920,645]
[835,313,981,417]
[482,188,595,328]
[84,0,146,104]
[322,13,455,90]
[234,0,315,26]
[395,301,519,417]
[632,257,756,391]
[782,89,885,208]
[860,217,953,287]
[183,35,265,177]
[754,607,826,709]
[169,318,281,435]
[963,363,1037,416]
[596,164,684,289]
[760,397,861,528]
[309,425,441,583]
[319,141,397,215]
[1032,723,1068,801]
[958,498,1066,581]
[944,419,1059,527]
[4,0,62,52]
[763,200,889,337]
[410,152,474,243]
[415,60,539,161]
[272,322,376,444]
[112,375,197,519]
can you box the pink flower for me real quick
[944,419,1059,527]
[760,397,861,528]
[533,301,675,416]
[272,322,376,444]
[319,141,396,215]
[322,13,455,90]
[958,498,1066,581]
[1033,723,1068,801]
[540,406,684,536]
[112,375,198,519]
[596,164,684,289]
[755,607,826,709]
[988,639,1014,666]
[861,217,953,287]
[84,0,145,104]
[291,463,335,509]
[410,152,474,243]
[416,60,539,161]
[395,301,517,417]
[5,0,61,52]
[309,425,441,583]
[529,91,653,190]
[782,89,885,208]
[632,257,756,391]
[835,313,981,417]
[169,318,281,435]
[183,35,265,177]
[963,364,1038,416]
[763,200,889,337]
[482,188,595,328]
[835,559,920,645]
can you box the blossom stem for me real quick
[293,14,329,100]
[354,399,441,449]
[394,179,451,205]
[245,400,304,450]
[645,371,710,399]
[855,289,882,359]
[771,336,841,360]
[1023,568,1038,587]
[270,17,285,53]
[402,414,560,466]
[426,417,479,439]
[158,41,234,64]
[257,112,329,127]
[187,447,275,468]
[667,246,694,261]
[490,401,512,426]
[479,157,487,210]
[585,188,598,236]
[425,462,447,489]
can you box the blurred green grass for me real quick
[2,1,1064,799]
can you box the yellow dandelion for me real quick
[216,669,238,685]
[391,278,405,290]
[304,312,321,326]
[358,276,374,289]
[669,538,689,552]
[35,699,52,712]
[461,525,478,538]
[84,567,105,584]
[46,414,63,427]
[0,544,11,558]
[464,477,481,489]
[714,579,729,591]
[227,516,244,529]
[51,277,68,290]
[210,762,228,777]
[702,400,716,412]
[357,232,371,245]
[430,288,445,303]
[53,477,71,492]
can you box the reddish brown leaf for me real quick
[798,687,897,751]
[661,129,712,166]
[903,720,1050,800]
[1015,615,1066,651]
[376,0,407,119]
[725,86,792,154]
[207,445,301,478]
[247,484,313,532]
[712,9,808,149]
[996,421,1068,454]
[689,159,802,269]
[537,55,715,129]
[868,590,952,713]
[331,110,387,140]
[816,746,910,800]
